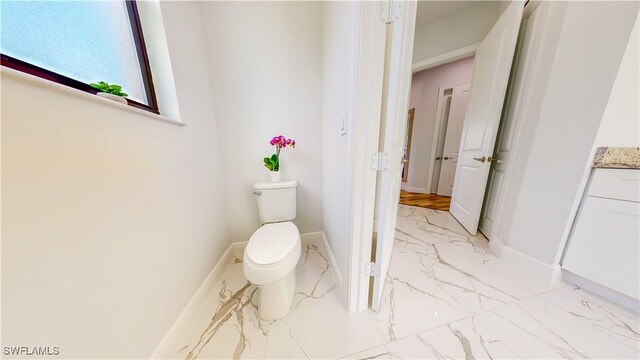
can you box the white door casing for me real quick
[450,1,525,235]
[437,83,470,197]
[371,1,416,312]
[428,90,452,193]
[347,1,388,313]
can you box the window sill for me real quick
[1,66,186,127]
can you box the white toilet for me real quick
[243,180,301,321]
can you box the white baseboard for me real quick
[225,232,326,257]
[404,187,430,194]
[488,236,505,257]
[149,231,341,359]
[562,270,639,313]
[149,243,235,359]
[489,238,562,284]
[320,232,344,290]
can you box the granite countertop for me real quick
[593,147,640,169]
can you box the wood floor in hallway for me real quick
[399,190,451,211]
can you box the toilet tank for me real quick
[253,180,297,223]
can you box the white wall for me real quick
[321,1,357,291]
[412,2,501,65]
[200,1,323,244]
[1,2,230,358]
[494,1,639,265]
[594,12,640,147]
[405,57,475,193]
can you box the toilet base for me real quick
[257,269,296,321]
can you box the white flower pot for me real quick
[270,171,281,182]
[97,92,128,105]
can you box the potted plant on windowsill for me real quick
[90,81,128,105]
[263,135,296,182]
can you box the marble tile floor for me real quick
[161,204,639,359]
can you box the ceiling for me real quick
[415,1,481,29]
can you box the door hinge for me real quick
[380,0,403,24]
[365,261,380,277]
[371,152,389,171]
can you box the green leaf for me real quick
[120,92,128,97]
[91,83,103,91]
[263,158,274,171]
[91,82,109,92]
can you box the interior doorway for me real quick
[365,0,525,312]
[399,57,474,211]
[401,108,414,182]
[430,83,470,196]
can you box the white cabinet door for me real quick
[588,169,640,202]
[563,196,640,299]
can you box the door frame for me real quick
[425,81,471,194]
[402,108,415,183]
[345,0,388,313]
[345,0,416,313]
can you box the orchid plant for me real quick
[263,135,296,172]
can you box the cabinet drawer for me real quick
[563,196,640,299]
[588,169,639,202]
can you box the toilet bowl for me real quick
[243,221,301,321]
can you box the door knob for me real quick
[473,156,486,163]
[443,156,450,160]
[488,156,502,163]
[435,156,442,160]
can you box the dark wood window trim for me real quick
[0,0,159,115]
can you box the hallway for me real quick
[399,191,451,211]
[161,205,639,359]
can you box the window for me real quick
[1,0,158,113]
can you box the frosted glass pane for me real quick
[1,1,148,104]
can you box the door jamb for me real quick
[425,81,471,195]
[402,108,415,183]
[346,0,417,313]
[345,0,387,313]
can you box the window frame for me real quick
[0,0,159,114]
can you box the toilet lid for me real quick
[246,222,299,265]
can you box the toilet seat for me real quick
[246,222,299,266]
[244,221,301,286]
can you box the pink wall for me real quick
[405,56,475,192]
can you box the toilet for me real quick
[243,180,301,321]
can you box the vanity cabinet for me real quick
[562,168,640,300]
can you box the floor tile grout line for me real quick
[471,288,640,358]
[534,292,640,353]
[462,311,525,359]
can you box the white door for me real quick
[437,83,470,197]
[450,1,524,235]
[479,2,544,237]
[371,1,416,311]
